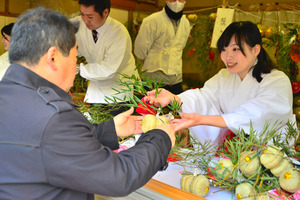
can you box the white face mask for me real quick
[167,1,185,13]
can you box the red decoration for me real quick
[209,51,215,61]
[207,167,217,180]
[136,97,157,115]
[292,81,300,94]
[190,86,202,89]
[290,44,300,62]
[167,153,181,162]
[188,48,196,56]
[216,130,236,155]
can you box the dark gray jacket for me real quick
[0,64,171,200]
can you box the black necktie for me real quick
[92,30,98,43]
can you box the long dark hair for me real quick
[1,23,14,39]
[217,21,276,82]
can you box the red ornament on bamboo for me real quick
[292,81,300,94]
[290,44,300,62]
[188,48,196,56]
[136,97,157,115]
[209,51,215,61]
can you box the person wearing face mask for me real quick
[134,0,191,95]
[0,23,14,80]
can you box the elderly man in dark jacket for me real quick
[0,7,176,200]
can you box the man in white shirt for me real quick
[134,0,191,94]
[74,0,138,115]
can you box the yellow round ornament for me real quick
[257,24,267,38]
[187,14,198,22]
[270,158,293,177]
[216,158,234,179]
[239,151,260,177]
[235,183,256,200]
[256,193,274,200]
[141,114,170,133]
[180,174,194,192]
[260,146,283,169]
[209,13,217,20]
[155,115,169,127]
[279,169,300,193]
[293,96,300,107]
[190,175,210,197]
[265,26,277,39]
[294,107,300,120]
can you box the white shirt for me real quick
[134,9,191,83]
[179,68,296,147]
[74,16,138,103]
[0,51,10,80]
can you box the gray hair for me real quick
[9,7,79,67]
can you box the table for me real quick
[95,178,205,200]
[152,162,234,200]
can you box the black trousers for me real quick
[162,83,183,95]
[144,82,183,95]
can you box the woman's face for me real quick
[220,36,260,80]
[1,33,11,51]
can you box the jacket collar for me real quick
[2,64,76,105]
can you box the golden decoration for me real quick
[262,149,267,154]
[284,172,292,180]
[245,156,251,163]
[265,26,277,39]
[257,24,267,38]
[205,187,209,193]
[209,13,217,20]
[187,14,198,23]
[293,107,300,120]
[293,96,300,107]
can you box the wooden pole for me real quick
[222,0,227,8]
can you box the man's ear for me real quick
[47,47,59,71]
[103,8,109,19]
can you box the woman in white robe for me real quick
[0,23,14,80]
[145,21,296,148]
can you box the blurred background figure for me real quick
[0,23,14,80]
[134,0,191,95]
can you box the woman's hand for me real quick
[171,113,227,131]
[171,113,202,131]
[144,88,181,108]
[113,107,143,137]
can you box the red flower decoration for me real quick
[188,48,196,56]
[209,51,215,61]
[292,81,300,94]
[167,153,181,162]
[136,97,157,115]
[207,167,217,180]
[290,44,300,62]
